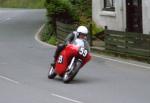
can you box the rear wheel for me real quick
[63,60,82,83]
[48,66,56,79]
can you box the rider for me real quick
[51,26,90,67]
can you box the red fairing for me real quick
[80,52,91,66]
[55,44,91,76]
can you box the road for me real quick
[0,9,150,103]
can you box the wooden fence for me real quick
[56,21,76,43]
[105,30,150,61]
[56,21,92,45]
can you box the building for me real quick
[92,0,150,34]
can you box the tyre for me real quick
[48,66,56,79]
[63,60,82,83]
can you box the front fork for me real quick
[67,57,82,73]
[67,57,75,73]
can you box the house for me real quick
[92,0,150,34]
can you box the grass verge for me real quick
[0,0,45,8]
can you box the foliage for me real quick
[45,0,78,23]
[70,0,92,25]
[45,0,92,25]
[41,24,52,42]
[47,35,57,45]
[92,21,104,36]
[45,0,79,38]
[41,31,57,45]
[41,24,57,45]
[44,0,92,44]
[0,0,45,8]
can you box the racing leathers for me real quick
[51,31,90,66]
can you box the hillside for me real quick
[0,0,45,8]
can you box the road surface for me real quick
[0,9,150,103]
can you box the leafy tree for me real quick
[45,0,79,35]
[45,0,92,35]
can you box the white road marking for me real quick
[93,54,150,69]
[34,24,56,48]
[35,24,150,70]
[0,74,19,84]
[51,93,84,103]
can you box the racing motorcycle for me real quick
[48,38,91,83]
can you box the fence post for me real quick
[54,16,57,38]
[149,39,150,63]
[89,23,93,46]
[125,32,128,57]
[104,26,108,50]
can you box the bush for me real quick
[45,0,92,41]
[41,24,57,45]
[45,0,92,25]
[45,0,78,23]
[41,32,51,42]
[71,0,92,25]
[41,24,51,42]
[92,21,104,36]
[47,35,57,45]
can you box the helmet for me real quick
[77,26,88,35]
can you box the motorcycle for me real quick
[48,38,91,83]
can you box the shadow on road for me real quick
[48,76,102,85]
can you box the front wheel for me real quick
[63,60,82,83]
[48,66,56,79]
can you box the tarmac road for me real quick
[0,9,150,103]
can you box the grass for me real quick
[91,48,150,64]
[40,24,58,46]
[47,35,57,45]
[92,21,104,36]
[0,0,45,8]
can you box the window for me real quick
[103,0,115,11]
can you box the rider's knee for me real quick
[57,43,66,50]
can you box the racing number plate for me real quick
[57,55,63,64]
[79,47,88,57]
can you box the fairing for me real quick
[55,41,91,76]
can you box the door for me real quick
[126,0,143,33]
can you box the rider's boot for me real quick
[51,55,58,68]
[51,58,56,68]
[51,43,65,68]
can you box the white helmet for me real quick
[77,26,88,35]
